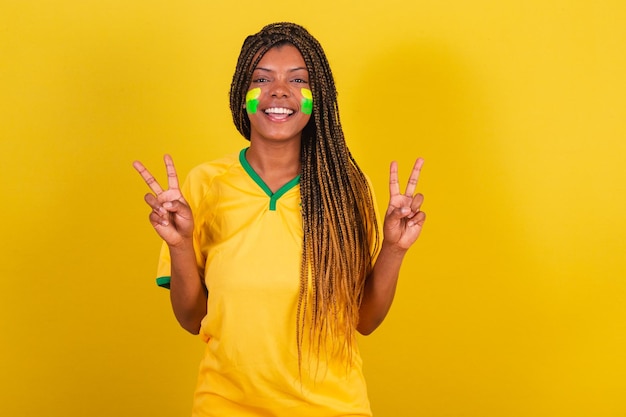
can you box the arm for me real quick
[134,155,207,334]
[357,158,426,335]
[168,237,207,334]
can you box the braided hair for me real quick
[229,22,380,366]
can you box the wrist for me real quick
[380,240,409,259]
[168,237,194,253]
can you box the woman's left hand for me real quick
[383,158,426,251]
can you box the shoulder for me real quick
[186,151,242,185]
[182,151,242,205]
[188,152,240,179]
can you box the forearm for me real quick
[357,242,407,335]
[168,240,207,334]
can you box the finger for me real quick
[133,160,164,195]
[144,193,168,217]
[149,210,171,227]
[408,210,426,227]
[404,158,424,197]
[408,193,424,217]
[161,200,193,222]
[389,161,401,197]
[164,154,180,191]
[388,205,412,221]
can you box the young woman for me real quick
[134,22,425,417]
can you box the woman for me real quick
[134,22,425,417]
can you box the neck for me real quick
[246,140,301,192]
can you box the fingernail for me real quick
[163,202,172,209]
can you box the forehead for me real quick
[254,44,307,70]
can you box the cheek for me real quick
[300,88,313,115]
[246,88,262,114]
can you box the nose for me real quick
[270,79,290,98]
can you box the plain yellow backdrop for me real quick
[1,1,625,416]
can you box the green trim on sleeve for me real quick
[156,276,171,289]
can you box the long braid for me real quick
[229,22,380,368]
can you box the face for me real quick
[246,45,312,145]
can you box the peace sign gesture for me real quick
[383,158,426,251]
[133,155,194,247]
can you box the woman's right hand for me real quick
[133,155,194,248]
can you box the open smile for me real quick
[264,107,295,120]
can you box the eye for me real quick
[252,77,269,83]
[292,78,308,84]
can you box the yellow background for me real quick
[2,1,625,416]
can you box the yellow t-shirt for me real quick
[157,148,372,417]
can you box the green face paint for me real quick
[245,88,261,114]
[301,88,313,115]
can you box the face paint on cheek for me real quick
[245,88,261,114]
[301,88,313,115]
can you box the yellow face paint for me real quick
[245,88,261,114]
[301,88,313,115]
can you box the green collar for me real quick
[239,148,300,211]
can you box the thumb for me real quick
[163,200,192,219]
[388,205,411,220]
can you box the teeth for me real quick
[265,108,294,115]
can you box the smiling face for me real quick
[246,44,312,146]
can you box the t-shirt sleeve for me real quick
[156,242,172,288]
[155,238,206,289]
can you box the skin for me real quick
[300,88,313,115]
[244,45,311,192]
[357,158,425,335]
[245,87,261,113]
[133,45,426,336]
[133,155,206,333]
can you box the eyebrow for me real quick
[254,66,309,73]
